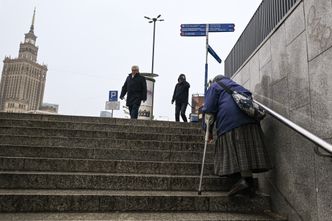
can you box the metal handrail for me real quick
[254,99,332,155]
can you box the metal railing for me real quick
[225,0,298,77]
[255,99,332,157]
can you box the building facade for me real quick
[0,9,47,113]
[39,103,59,114]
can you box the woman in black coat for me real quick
[172,74,190,122]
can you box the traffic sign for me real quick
[180,23,235,96]
[181,24,206,28]
[209,23,234,28]
[105,101,120,110]
[208,44,222,63]
[208,23,234,32]
[109,90,118,101]
[180,23,235,34]
[209,27,234,32]
[180,31,206,37]
[180,27,207,32]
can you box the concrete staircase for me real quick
[0,113,286,220]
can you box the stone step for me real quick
[0,171,231,191]
[0,212,287,221]
[0,113,201,128]
[0,156,215,175]
[0,135,214,152]
[0,113,283,219]
[0,145,214,163]
[0,119,202,135]
[0,190,271,213]
[0,127,203,142]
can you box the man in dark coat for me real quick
[172,74,190,122]
[120,65,147,119]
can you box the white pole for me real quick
[204,24,209,95]
[198,123,209,195]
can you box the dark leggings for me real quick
[175,102,188,122]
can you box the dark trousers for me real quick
[128,103,140,119]
[175,102,188,122]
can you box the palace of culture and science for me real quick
[0,9,57,113]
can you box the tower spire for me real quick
[30,7,36,33]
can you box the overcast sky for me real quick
[0,0,262,120]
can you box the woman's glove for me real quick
[205,113,214,126]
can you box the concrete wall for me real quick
[231,1,332,220]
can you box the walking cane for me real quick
[198,122,210,195]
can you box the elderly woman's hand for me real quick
[205,113,214,126]
[208,132,214,143]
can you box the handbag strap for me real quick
[216,80,234,95]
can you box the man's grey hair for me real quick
[131,65,139,71]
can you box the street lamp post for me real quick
[142,15,163,120]
[144,15,164,75]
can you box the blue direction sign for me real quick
[180,27,207,32]
[209,27,234,32]
[180,31,206,37]
[181,24,206,28]
[209,23,234,32]
[209,23,234,28]
[180,24,207,34]
[208,44,222,63]
[180,23,235,35]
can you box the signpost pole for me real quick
[180,23,235,95]
[204,24,209,96]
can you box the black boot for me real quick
[241,177,256,198]
[227,178,249,197]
